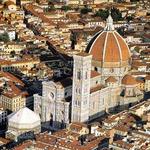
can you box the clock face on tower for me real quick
[49,92,54,100]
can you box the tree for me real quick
[48,5,56,11]
[94,9,109,20]
[48,1,56,11]
[130,0,139,2]
[134,46,140,53]
[80,5,92,14]
[116,0,125,2]
[117,27,125,36]
[48,0,53,3]
[61,5,71,12]
[0,32,10,42]
[94,7,122,21]
[126,15,134,22]
[36,0,40,3]
[111,7,122,21]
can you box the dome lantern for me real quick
[105,11,114,31]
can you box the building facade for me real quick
[34,78,72,128]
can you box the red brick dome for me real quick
[86,15,131,64]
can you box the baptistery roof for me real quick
[86,14,131,63]
[8,107,40,127]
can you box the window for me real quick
[50,113,53,119]
[110,68,114,73]
[78,88,81,94]
[77,71,81,80]
[128,90,131,96]
[50,92,54,99]
[76,88,80,94]
[85,72,88,79]
[95,67,98,71]
[65,92,67,96]
[78,101,81,106]
[61,111,64,115]
[102,98,104,105]
[75,101,77,105]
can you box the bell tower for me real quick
[71,53,92,123]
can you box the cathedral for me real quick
[34,14,143,128]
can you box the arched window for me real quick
[110,68,114,73]
[61,120,64,129]
[95,67,98,71]
[61,111,64,115]
[85,71,88,79]
[79,88,81,94]
[102,98,104,105]
[50,113,53,119]
[128,90,131,96]
[77,71,81,80]
[50,113,53,126]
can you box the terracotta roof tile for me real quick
[105,76,117,83]
[91,70,101,78]
[145,75,150,80]
[87,31,130,63]
[122,74,137,85]
[90,85,104,93]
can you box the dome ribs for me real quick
[90,32,107,62]
[114,32,130,61]
[88,31,130,64]
[104,32,120,62]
